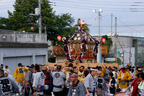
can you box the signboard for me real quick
[117,51,120,57]
[101,46,108,55]
[105,58,116,61]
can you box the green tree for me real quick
[117,58,122,65]
[0,17,11,30]
[6,0,76,46]
[8,0,38,31]
[100,35,113,52]
[47,13,78,46]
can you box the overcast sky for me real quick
[0,0,144,36]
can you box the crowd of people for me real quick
[0,63,144,96]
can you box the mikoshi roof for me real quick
[67,29,99,43]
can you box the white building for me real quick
[117,47,135,67]
[93,32,144,66]
[0,30,48,74]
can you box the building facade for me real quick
[93,35,144,66]
[0,30,48,74]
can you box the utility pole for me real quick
[115,17,117,63]
[129,46,131,65]
[38,0,42,34]
[45,26,47,42]
[92,9,102,63]
[111,14,113,38]
[123,51,124,67]
[97,11,101,63]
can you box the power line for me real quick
[55,0,139,6]
[116,36,126,52]
[114,23,144,27]
[116,17,144,35]
[110,15,144,37]
[1,0,143,13]
[53,4,144,12]
[52,0,144,12]
[91,24,144,27]
[82,0,144,3]
[74,14,111,19]
[118,24,144,33]
[56,2,144,9]
[53,0,144,4]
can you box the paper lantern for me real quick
[57,35,62,41]
[85,35,88,40]
[31,27,34,30]
[101,38,106,44]
[77,18,81,26]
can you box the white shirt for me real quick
[109,79,112,85]
[32,72,45,88]
[5,69,10,74]
[121,72,125,79]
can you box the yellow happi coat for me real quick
[14,67,28,83]
[118,70,131,88]
[78,76,85,84]
[101,66,106,78]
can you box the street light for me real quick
[92,9,96,13]
[93,9,103,63]
[93,9,103,13]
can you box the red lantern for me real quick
[57,35,62,41]
[77,18,81,26]
[23,30,25,33]
[101,38,106,44]
[2,35,6,39]
[31,27,34,30]
[85,35,87,40]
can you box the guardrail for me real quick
[0,33,47,43]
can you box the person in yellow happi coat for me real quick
[79,69,89,84]
[100,66,106,78]
[78,66,85,79]
[118,67,131,91]
[14,63,28,93]
[97,65,108,79]
[14,63,28,83]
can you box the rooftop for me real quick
[0,29,47,43]
[92,32,144,38]
[53,46,66,56]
